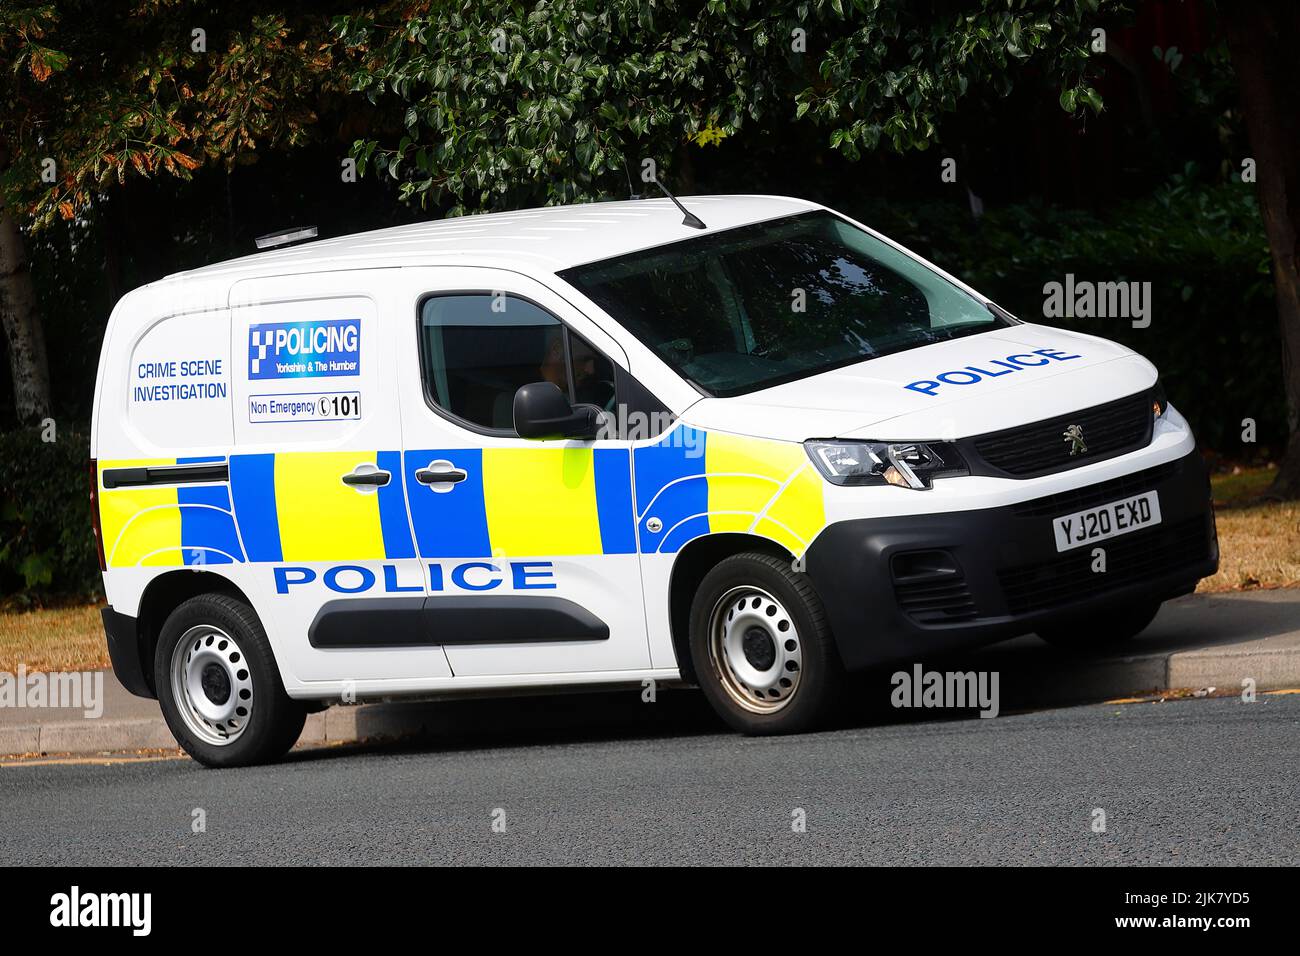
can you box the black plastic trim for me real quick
[308,596,610,648]
[803,448,1218,671]
[101,607,155,698]
[102,462,228,489]
[956,387,1156,479]
[308,598,428,648]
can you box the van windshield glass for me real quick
[558,210,1010,397]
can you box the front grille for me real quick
[969,391,1153,477]
[996,515,1211,615]
[892,551,979,624]
[1011,460,1181,518]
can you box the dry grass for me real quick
[0,465,1294,671]
[1200,465,1300,592]
[0,604,109,672]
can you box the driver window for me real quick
[419,293,614,433]
[567,328,616,412]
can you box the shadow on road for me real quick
[284,590,1298,764]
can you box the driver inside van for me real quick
[539,329,615,410]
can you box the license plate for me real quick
[1052,490,1162,552]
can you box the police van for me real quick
[90,195,1218,766]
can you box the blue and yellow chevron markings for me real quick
[375,450,415,559]
[404,446,637,558]
[99,457,244,568]
[404,448,491,558]
[633,426,825,557]
[231,451,415,563]
[103,430,827,568]
[176,456,243,565]
[704,432,825,557]
[633,426,709,553]
[229,454,281,561]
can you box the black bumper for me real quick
[804,449,1219,672]
[101,606,155,699]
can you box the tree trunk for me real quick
[1225,1,1300,498]
[0,193,51,425]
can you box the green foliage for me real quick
[0,427,100,602]
[0,1,346,228]
[333,0,1110,214]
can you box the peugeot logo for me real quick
[1062,423,1087,456]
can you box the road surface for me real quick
[1,690,1295,865]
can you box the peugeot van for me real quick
[90,196,1218,766]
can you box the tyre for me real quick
[688,552,844,735]
[155,593,306,768]
[1035,599,1163,652]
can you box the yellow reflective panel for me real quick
[98,459,183,568]
[705,434,824,551]
[764,466,826,553]
[274,451,385,561]
[482,447,602,556]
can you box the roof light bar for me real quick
[255,226,319,250]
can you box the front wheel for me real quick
[1035,599,1163,652]
[155,593,306,768]
[689,552,844,735]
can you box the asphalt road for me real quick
[2,691,1297,866]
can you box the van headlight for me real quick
[804,440,966,489]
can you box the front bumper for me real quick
[804,448,1218,671]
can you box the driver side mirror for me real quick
[513,382,601,440]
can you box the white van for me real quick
[90,196,1218,766]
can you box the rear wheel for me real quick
[155,593,305,768]
[1035,599,1162,652]
[689,552,844,735]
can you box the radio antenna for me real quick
[649,174,706,229]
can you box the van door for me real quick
[393,266,650,677]
[228,272,452,688]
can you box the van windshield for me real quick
[558,210,1010,397]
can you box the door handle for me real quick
[416,466,468,485]
[342,465,391,487]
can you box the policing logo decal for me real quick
[248,319,361,380]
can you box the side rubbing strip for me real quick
[309,598,427,648]
[427,597,609,645]
[102,462,229,488]
[307,596,609,648]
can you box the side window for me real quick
[418,293,615,433]
[568,329,616,412]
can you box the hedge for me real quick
[849,174,1281,455]
[0,426,100,604]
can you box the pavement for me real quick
[2,589,1298,758]
[1,692,1297,865]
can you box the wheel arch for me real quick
[667,532,794,682]
[134,570,254,695]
